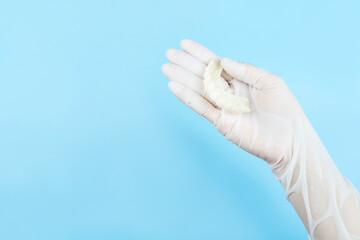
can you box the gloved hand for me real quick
[162,39,306,174]
[162,39,360,240]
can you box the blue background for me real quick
[1,0,359,239]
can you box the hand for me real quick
[162,39,360,240]
[162,39,306,170]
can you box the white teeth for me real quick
[204,59,252,114]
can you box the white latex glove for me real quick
[162,39,360,240]
[162,39,304,170]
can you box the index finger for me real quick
[180,39,232,81]
[180,39,219,65]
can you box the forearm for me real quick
[271,116,360,240]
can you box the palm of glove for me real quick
[214,71,305,166]
[162,39,306,167]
